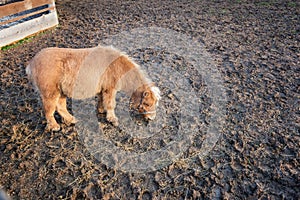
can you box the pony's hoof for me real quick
[64,117,78,126]
[107,117,119,126]
[46,123,61,132]
[98,107,106,114]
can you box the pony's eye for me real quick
[143,103,150,107]
[143,91,150,97]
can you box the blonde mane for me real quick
[117,52,161,101]
[110,51,153,94]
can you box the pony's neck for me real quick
[117,56,151,95]
[119,67,151,95]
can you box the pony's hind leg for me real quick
[56,95,77,126]
[42,95,61,131]
[97,91,105,114]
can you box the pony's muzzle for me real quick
[143,111,157,121]
[130,109,157,121]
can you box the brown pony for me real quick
[26,46,161,131]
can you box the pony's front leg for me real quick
[103,89,118,126]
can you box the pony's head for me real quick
[129,84,161,121]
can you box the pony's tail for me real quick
[25,63,39,92]
[26,63,32,78]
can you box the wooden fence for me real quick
[0,0,59,47]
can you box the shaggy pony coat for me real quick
[26,46,160,131]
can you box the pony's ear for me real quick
[143,91,150,97]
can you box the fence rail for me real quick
[0,0,59,47]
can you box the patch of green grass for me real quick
[256,1,297,7]
[221,8,229,14]
[1,28,54,51]
[257,1,272,6]
[288,2,297,7]
[1,36,34,51]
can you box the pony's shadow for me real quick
[97,111,149,128]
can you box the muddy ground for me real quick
[0,0,299,199]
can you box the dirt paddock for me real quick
[0,0,299,199]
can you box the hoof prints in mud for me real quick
[0,0,299,199]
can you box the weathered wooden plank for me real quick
[0,0,53,18]
[0,5,54,26]
[0,0,24,6]
[0,10,58,47]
